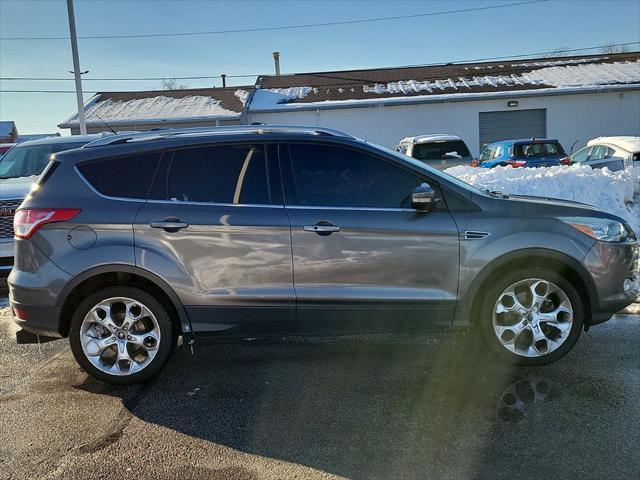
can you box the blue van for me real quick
[476,138,570,168]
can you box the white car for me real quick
[394,134,473,170]
[0,135,108,275]
[570,136,640,171]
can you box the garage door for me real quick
[479,109,546,150]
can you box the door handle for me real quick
[303,221,341,236]
[150,218,189,232]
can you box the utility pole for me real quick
[66,0,87,135]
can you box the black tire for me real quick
[69,286,174,385]
[479,268,584,366]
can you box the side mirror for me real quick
[411,183,437,211]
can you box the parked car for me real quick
[0,143,16,158]
[475,138,570,168]
[9,126,639,384]
[570,136,640,171]
[0,134,109,276]
[394,134,473,170]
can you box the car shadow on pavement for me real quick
[74,329,558,479]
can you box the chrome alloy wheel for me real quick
[80,297,161,376]
[492,278,573,358]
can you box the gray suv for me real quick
[9,126,639,384]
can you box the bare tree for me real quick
[600,43,629,54]
[547,47,570,58]
[160,77,188,90]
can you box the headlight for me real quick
[560,217,636,242]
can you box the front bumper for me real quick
[584,240,639,325]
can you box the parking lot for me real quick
[0,279,638,480]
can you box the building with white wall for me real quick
[248,52,640,157]
[58,52,640,158]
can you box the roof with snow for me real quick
[252,52,640,111]
[59,87,254,128]
[587,136,640,153]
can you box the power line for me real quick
[0,0,548,40]
[0,41,637,86]
[0,74,257,81]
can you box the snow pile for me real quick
[446,164,640,234]
[84,95,240,123]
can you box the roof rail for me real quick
[83,125,354,148]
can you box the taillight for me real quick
[560,156,572,165]
[14,208,80,239]
[506,160,526,168]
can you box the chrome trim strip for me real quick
[146,199,284,208]
[285,205,417,212]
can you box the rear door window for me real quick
[78,152,161,199]
[154,144,273,205]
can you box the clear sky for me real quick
[1,0,639,134]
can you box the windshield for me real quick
[514,141,565,157]
[0,142,86,179]
[412,140,471,160]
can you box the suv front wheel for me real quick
[69,286,174,384]
[480,268,584,365]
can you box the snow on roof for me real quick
[252,53,640,111]
[587,136,640,153]
[234,89,251,106]
[0,121,17,137]
[400,134,462,144]
[59,87,254,128]
[84,95,239,124]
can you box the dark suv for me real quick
[9,126,639,384]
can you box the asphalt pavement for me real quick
[0,278,638,480]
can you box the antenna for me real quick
[92,112,117,135]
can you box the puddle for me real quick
[496,375,563,423]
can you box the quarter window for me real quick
[78,153,161,199]
[285,143,424,208]
[162,144,270,204]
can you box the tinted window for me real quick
[163,144,270,204]
[78,153,161,199]
[412,140,471,161]
[0,142,86,179]
[286,144,423,208]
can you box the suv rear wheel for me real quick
[69,286,174,384]
[480,268,584,365]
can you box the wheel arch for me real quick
[57,264,192,338]
[465,248,597,327]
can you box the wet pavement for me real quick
[0,278,638,480]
